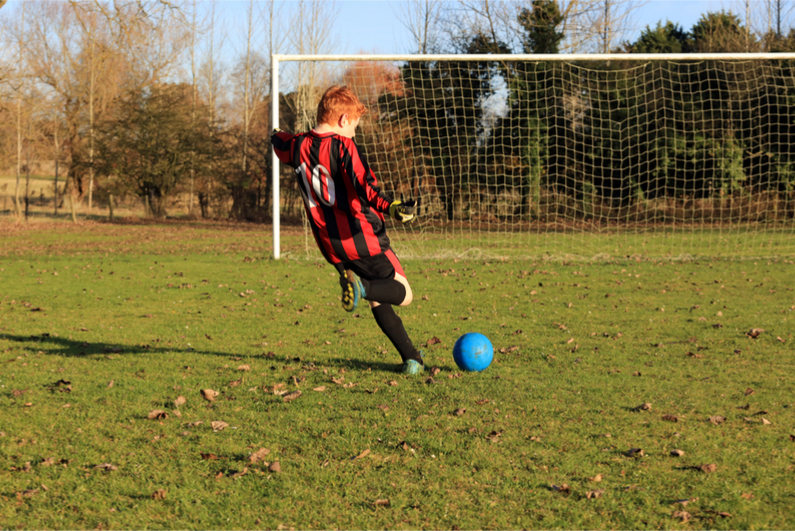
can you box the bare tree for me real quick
[286,0,340,132]
[12,0,25,219]
[767,0,795,36]
[576,0,647,53]
[442,0,519,51]
[241,0,259,185]
[196,0,226,218]
[393,0,444,54]
[188,0,198,215]
[739,0,793,47]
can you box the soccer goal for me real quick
[271,53,795,261]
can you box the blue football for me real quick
[453,332,494,372]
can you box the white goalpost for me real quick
[272,53,795,261]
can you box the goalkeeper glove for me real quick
[389,199,417,224]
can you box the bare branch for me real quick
[393,0,444,54]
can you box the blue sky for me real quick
[336,0,728,54]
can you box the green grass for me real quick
[1,219,794,529]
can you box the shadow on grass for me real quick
[1,332,428,375]
[1,332,239,360]
[318,356,401,374]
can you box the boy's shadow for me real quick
[322,357,402,373]
[0,332,236,359]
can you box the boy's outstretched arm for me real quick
[271,128,294,165]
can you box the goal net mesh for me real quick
[277,56,795,260]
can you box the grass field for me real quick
[1,219,794,529]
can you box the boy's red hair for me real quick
[316,85,367,125]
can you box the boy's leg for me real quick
[343,250,422,367]
[358,250,413,307]
[359,274,410,306]
[371,302,423,365]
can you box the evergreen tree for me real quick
[631,21,689,53]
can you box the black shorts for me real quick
[335,249,405,282]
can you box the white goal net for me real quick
[272,54,795,261]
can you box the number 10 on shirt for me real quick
[296,162,335,208]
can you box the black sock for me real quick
[360,278,406,306]
[371,304,422,363]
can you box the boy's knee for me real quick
[394,273,412,307]
[398,283,413,306]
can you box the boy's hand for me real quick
[389,200,417,224]
[271,127,283,138]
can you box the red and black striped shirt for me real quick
[272,130,393,264]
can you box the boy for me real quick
[271,85,424,374]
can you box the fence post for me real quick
[108,194,114,221]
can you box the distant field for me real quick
[1,219,794,529]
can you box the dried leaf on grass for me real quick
[746,328,765,339]
[661,414,679,422]
[16,488,40,499]
[151,489,167,500]
[633,403,652,412]
[585,489,605,499]
[454,408,466,416]
[94,463,118,471]
[670,449,685,457]
[709,415,726,425]
[11,462,32,472]
[174,396,186,407]
[625,448,645,458]
[312,386,326,392]
[230,467,248,478]
[201,389,219,402]
[248,448,270,464]
[550,483,570,494]
[672,510,692,523]
[211,420,229,431]
[373,499,390,507]
[589,474,604,482]
[485,430,503,442]
[699,463,717,473]
[352,449,371,460]
[148,409,168,420]
[282,391,302,403]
